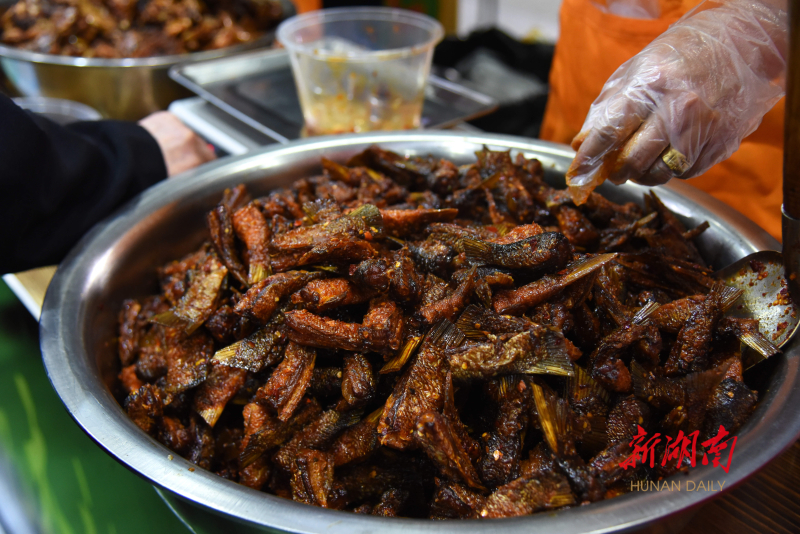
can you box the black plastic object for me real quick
[433,29,554,138]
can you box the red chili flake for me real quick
[750,260,765,274]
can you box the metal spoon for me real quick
[781,1,800,337]
[716,251,798,367]
[714,4,800,367]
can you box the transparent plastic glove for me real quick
[138,111,216,177]
[566,0,787,205]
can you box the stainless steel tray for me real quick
[169,48,499,142]
[39,132,794,534]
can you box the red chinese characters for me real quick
[662,429,700,469]
[701,425,737,473]
[619,425,661,470]
[621,425,735,473]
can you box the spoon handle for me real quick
[785,1,800,219]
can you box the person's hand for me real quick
[138,111,216,177]
[566,0,788,205]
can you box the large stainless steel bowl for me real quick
[0,0,294,120]
[39,132,799,534]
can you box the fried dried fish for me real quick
[152,254,228,334]
[291,449,335,507]
[493,253,617,315]
[271,203,383,253]
[232,204,272,284]
[285,298,404,355]
[256,341,316,421]
[337,354,376,410]
[665,283,728,376]
[330,408,382,467]
[193,364,247,427]
[447,325,573,381]
[414,411,485,490]
[294,278,378,312]
[416,267,478,325]
[208,203,248,287]
[479,474,575,518]
[430,480,486,519]
[115,147,771,521]
[125,384,163,435]
[163,328,214,396]
[213,318,286,373]
[239,398,321,468]
[479,376,532,487]
[462,232,573,273]
[274,409,361,473]
[380,208,459,237]
[378,321,464,450]
[234,271,324,323]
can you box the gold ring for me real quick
[660,146,691,176]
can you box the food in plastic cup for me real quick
[277,7,444,135]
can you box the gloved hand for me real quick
[566,0,788,205]
[138,111,216,177]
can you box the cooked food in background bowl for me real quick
[39,132,800,534]
[1,0,284,57]
[0,0,292,119]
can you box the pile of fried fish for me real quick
[1,0,283,58]
[118,147,776,518]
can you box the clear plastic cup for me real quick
[277,7,444,136]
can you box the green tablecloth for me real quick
[0,281,189,534]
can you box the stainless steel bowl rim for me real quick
[40,131,799,534]
[0,34,275,68]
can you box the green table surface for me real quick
[0,280,189,534]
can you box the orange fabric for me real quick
[292,0,321,13]
[540,0,784,241]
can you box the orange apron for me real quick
[540,0,784,241]
[293,0,321,13]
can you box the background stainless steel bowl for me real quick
[39,132,798,534]
[0,0,294,120]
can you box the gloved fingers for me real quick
[641,155,681,187]
[637,92,719,185]
[571,90,650,166]
[611,116,670,186]
[568,77,662,188]
[566,156,606,205]
[566,109,645,203]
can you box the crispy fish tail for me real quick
[631,301,661,325]
[531,383,570,455]
[517,330,574,377]
[348,203,384,233]
[566,365,610,405]
[563,253,619,285]
[718,284,744,311]
[461,238,493,266]
[380,336,422,374]
[740,331,781,369]
[454,305,490,340]
[248,263,270,285]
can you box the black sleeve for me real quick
[0,94,168,274]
